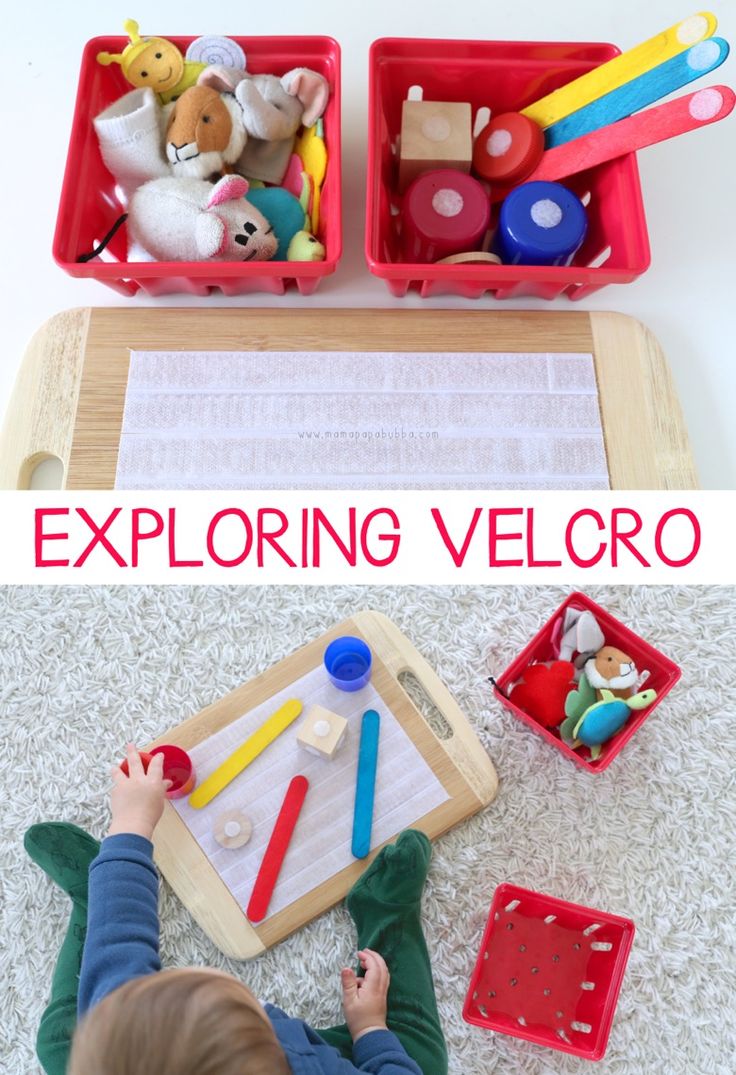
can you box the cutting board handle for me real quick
[0,309,89,488]
[354,610,498,806]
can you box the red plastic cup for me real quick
[119,751,153,776]
[401,169,491,263]
[119,745,195,799]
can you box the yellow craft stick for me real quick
[189,699,303,809]
[522,12,717,129]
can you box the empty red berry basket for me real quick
[463,883,635,1060]
[53,35,341,297]
[366,37,650,300]
[493,592,681,772]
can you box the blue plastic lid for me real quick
[324,636,372,691]
[496,181,588,266]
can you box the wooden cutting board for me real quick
[0,307,696,489]
[147,610,498,958]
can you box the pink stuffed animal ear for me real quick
[197,65,246,93]
[206,174,250,208]
[282,68,329,127]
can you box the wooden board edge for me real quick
[590,311,698,490]
[152,802,266,960]
[353,610,499,807]
[0,307,90,489]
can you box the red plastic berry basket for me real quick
[493,592,681,772]
[366,37,650,300]
[53,35,341,297]
[463,883,635,1060]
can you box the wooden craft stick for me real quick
[522,12,718,129]
[189,699,303,809]
[519,86,735,189]
[351,710,381,860]
[246,775,309,922]
[545,37,730,148]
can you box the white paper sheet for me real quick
[116,350,609,489]
[171,666,450,922]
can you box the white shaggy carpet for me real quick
[1,586,734,1074]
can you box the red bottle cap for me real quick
[473,112,544,185]
[401,169,491,264]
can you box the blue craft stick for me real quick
[545,37,730,148]
[351,709,380,859]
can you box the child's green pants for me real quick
[26,825,447,1075]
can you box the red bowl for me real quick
[493,592,681,771]
[366,37,650,300]
[463,882,635,1059]
[54,34,342,296]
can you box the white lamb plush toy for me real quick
[128,174,277,262]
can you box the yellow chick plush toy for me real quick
[97,19,205,104]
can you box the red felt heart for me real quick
[509,661,576,728]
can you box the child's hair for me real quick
[68,969,291,1075]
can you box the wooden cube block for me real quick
[399,100,473,192]
[297,705,348,759]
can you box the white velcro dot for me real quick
[687,39,721,71]
[530,198,563,228]
[421,115,451,142]
[224,821,241,838]
[689,87,723,121]
[313,719,331,737]
[677,14,709,45]
[487,129,513,157]
[432,188,464,217]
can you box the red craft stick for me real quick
[493,85,735,198]
[246,775,309,923]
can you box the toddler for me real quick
[25,745,448,1075]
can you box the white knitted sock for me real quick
[94,88,170,203]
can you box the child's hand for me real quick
[108,744,171,841]
[341,949,390,1041]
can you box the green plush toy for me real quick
[560,675,657,759]
[246,186,325,262]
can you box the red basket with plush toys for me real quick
[493,592,681,771]
[53,25,341,296]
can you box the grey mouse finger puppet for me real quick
[128,174,278,261]
[199,65,329,184]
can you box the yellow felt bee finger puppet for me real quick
[97,19,206,105]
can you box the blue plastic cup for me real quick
[324,636,372,692]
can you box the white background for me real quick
[5,491,732,584]
[2,0,735,486]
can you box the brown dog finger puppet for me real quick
[165,84,249,179]
[584,645,649,700]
